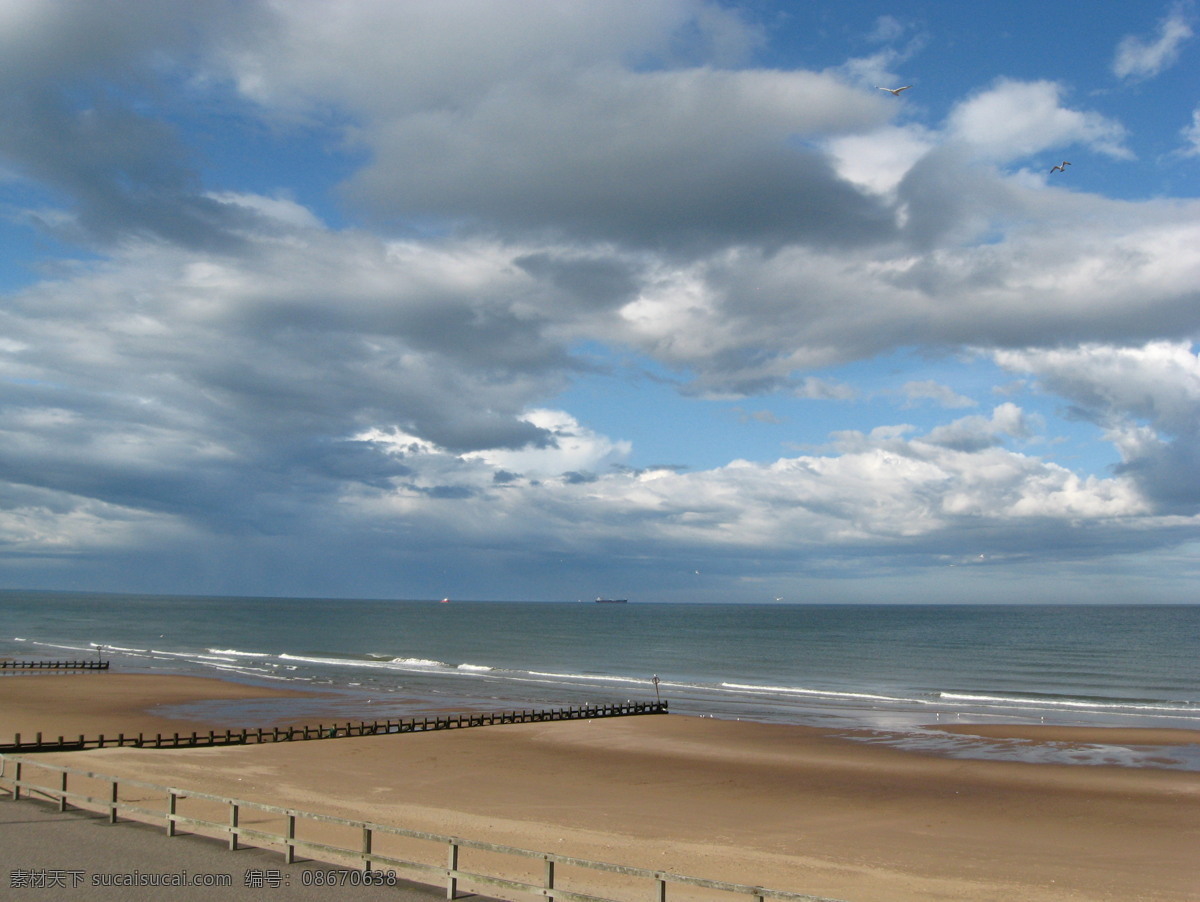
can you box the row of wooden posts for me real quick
[1,749,838,902]
[0,659,109,671]
[1,700,669,753]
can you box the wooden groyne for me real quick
[0,659,109,672]
[0,700,668,753]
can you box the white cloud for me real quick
[462,409,632,478]
[946,79,1132,162]
[994,342,1200,434]
[825,124,936,196]
[1181,107,1200,156]
[207,191,324,231]
[1112,5,1194,81]
[347,406,1149,564]
[995,342,1200,507]
[901,380,977,409]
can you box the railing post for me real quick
[656,875,667,902]
[285,813,296,864]
[167,791,176,836]
[59,771,67,811]
[229,802,239,850]
[362,825,372,871]
[13,761,20,800]
[446,840,459,900]
[109,779,118,823]
[544,855,555,901]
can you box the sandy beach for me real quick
[2,673,1198,902]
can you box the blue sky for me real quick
[1,1,1198,603]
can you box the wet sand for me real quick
[0,673,320,741]
[3,673,1198,901]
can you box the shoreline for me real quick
[4,671,1200,768]
[925,722,1200,746]
[3,672,1199,901]
[5,671,1200,758]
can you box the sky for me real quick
[1,1,1199,604]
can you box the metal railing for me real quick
[1,753,846,902]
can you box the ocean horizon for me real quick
[3,590,1197,770]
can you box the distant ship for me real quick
[594,597,628,604]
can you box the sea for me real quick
[2,592,1198,770]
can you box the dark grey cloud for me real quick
[344,79,896,254]
[513,252,642,311]
[0,0,267,252]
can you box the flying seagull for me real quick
[1050,161,1071,173]
[876,85,913,96]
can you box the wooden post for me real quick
[656,876,667,902]
[13,761,20,800]
[109,780,118,823]
[229,802,239,850]
[446,840,459,900]
[285,813,296,864]
[544,855,555,901]
[59,772,67,811]
[362,825,372,872]
[167,791,176,836]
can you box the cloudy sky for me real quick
[2,1,1199,603]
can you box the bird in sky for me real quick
[1050,161,1071,173]
[876,85,912,96]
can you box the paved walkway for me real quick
[1,796,501,901]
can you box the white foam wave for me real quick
[721,682,912,704]
[388,657,445,668]
[526,670,650,686]
[207,648,270,657]
[278,653,393,669]
[940,692,1196,714]
[457,664,493,673]
[31,640,94,653]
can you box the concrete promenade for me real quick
[1,796,500,901]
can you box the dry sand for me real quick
[2,673,1198,902]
